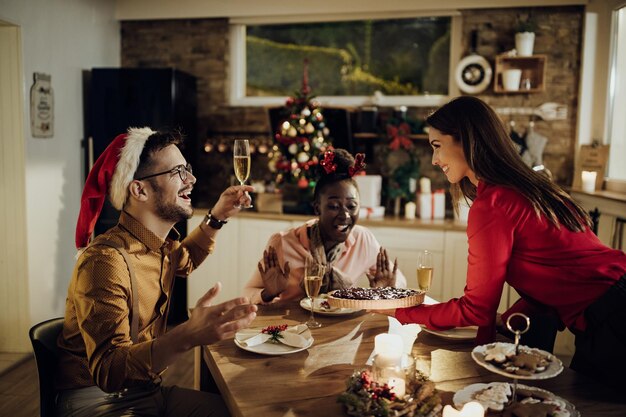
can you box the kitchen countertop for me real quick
[225,210,468,232]
[570,188,626,204]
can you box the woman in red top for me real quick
[394,96,626,385]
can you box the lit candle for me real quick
[581,170,597,193]
[374,333,403,361]
[373,333,405,397]
[442,401,485,417]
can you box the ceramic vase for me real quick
[515,32,535,56]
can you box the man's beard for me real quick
[149,179,193,223]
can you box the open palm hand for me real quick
[258,246,290,299]
[367,247,398,288]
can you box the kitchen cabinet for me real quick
[370,227,446,300]
[187,216,242,305]
[186,214,466,306]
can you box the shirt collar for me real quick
[118,211,180,252]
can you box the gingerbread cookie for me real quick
[516,388,552,401]
[502,401,557,417]
[484,343,515,363]
[509,352,551,373]
[472,383,511,411]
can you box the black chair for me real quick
[29,317,64,417]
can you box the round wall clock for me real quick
[455,54,493,94]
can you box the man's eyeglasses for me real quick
[136,163,193,182]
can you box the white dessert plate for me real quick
[419,296,478,340]
[454,382,579,417]
[234,327,313,356]
[421,325,478,340]
[471,342,563,380]
[299,295,361,316]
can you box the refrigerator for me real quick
[83,67,198,324]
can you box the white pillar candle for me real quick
[581,170,597,193]
[419,177,431,194]
[374,333,403,360]
[404,202,416,220]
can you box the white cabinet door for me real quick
[442,231,468,301]
[186,215,240,307]
[238,218,292,296]
[367,227,445,300]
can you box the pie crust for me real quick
[326,287,425,309]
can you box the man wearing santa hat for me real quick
[55,127,257,416]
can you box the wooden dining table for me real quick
[196,301,625,417]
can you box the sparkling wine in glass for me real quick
[233,139,252,208]
[416,250,433,292]
[304,259,325,329]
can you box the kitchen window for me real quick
[229,13,460,107]
[606,4,626,182]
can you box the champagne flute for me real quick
[304,258,324,329]
[233,139,253,208]
[416,250,433,292]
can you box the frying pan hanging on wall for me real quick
[455,30,492,94]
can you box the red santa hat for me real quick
[75,127,155,249]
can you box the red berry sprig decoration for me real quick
[261,324,289,343]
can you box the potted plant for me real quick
[515,14,537,56]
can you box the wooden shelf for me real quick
[353,132,429,140]
[494,54,547,93]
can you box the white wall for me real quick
[0,0,120,325]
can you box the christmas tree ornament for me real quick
[297,177,309,189]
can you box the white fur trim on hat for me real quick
[109,127,155,210]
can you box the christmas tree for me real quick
[269,60,332,193]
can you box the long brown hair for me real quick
[426,96,590,232]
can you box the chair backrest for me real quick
[29,317,64,417]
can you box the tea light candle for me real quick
[581,170,597,193]
[387,376,406,397]
[442,401,485,417]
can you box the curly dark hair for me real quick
[313,148,361,202]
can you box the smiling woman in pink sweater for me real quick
[243,149,406,304]
[393,96,626,386]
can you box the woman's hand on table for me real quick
[367,247,398,288]
[258,246,290,302]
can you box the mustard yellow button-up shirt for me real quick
[56,212,215,392]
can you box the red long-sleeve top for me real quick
[395,182,626,343]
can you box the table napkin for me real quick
[429,349,483,382]
[387,316,421,356]
[366,317,421,367]
[236,324,310,348]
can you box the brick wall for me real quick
[121,5,583,207]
